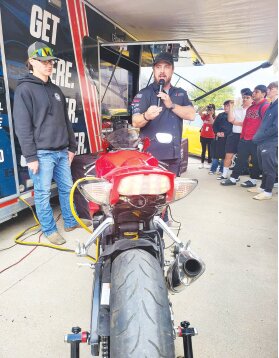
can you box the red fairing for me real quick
[95,150,158,177]
[142,137,151,151]
[94,150,174,205]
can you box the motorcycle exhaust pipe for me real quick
[183,256,203,277]
[167,245,205,294]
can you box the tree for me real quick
[189,78,235,109]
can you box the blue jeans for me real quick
[210,158,224,173]
[28,149,77,236]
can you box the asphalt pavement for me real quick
[0,157,277,358]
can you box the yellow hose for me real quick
[14,196,97,262]
[70,176,100,260]
[69,177,96,234]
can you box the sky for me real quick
[141,60,278,100]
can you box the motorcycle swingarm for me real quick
[89,261,102,356]
[96,258,111,338]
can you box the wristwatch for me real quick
[170,102,176,110]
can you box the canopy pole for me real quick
[193,62,272,102]
[174,72,206,93]
[101,49,123,103]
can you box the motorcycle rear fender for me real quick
[99,238,159,261]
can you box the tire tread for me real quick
[110,249,175,358]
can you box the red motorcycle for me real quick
[65,128,205,358]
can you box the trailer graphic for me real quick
[0,0,142,223]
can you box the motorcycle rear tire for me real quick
[110,249,175,358]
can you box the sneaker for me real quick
[253,192,272,201]
[247,187,264,193]
[216,171,222,175]
[236,178,240,182]
[220,178,236,186]
[64,218,92,232]
[198,164,204,169]
[208,171,215,175]
[46,232,66,245]
[240,180,256,188]
[217,175,226,180]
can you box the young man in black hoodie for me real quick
[13,41,91,245]
[249,81,278,200]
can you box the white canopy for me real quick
[90,0,278,64]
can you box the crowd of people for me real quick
[132,50,278,203]
[198,83,278,200]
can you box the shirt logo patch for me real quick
[54,93,61,101]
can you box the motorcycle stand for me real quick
[65,322,196,358]
[177,321,197,358]
[65,326,89,358]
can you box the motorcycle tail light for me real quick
[79,179,113,205]
[117,174,171,195]
[173,178,198,201]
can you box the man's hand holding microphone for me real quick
[143,79,165,122]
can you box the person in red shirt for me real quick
[198,104,216,168]
[221,85,269,187]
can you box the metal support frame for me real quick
[65,327,89,358]
[177,321,198,358]
[153,216,184,248]
[75,217,114,256]
[101,48,124,103]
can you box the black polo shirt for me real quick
[132,82,193,160]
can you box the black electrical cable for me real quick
[0,232,43,274]
[0,227,41,252]
[0,212,62,252]
[0,196,96,276]
[165,205,182,249]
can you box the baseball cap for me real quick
[241,88,253,96]
[254,85,267,94]
[28,41,58,61]
[153,52,174,66]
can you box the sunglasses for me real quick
[34,59,57,65]
[30,47,54,58]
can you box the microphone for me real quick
[157,79,165,107]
